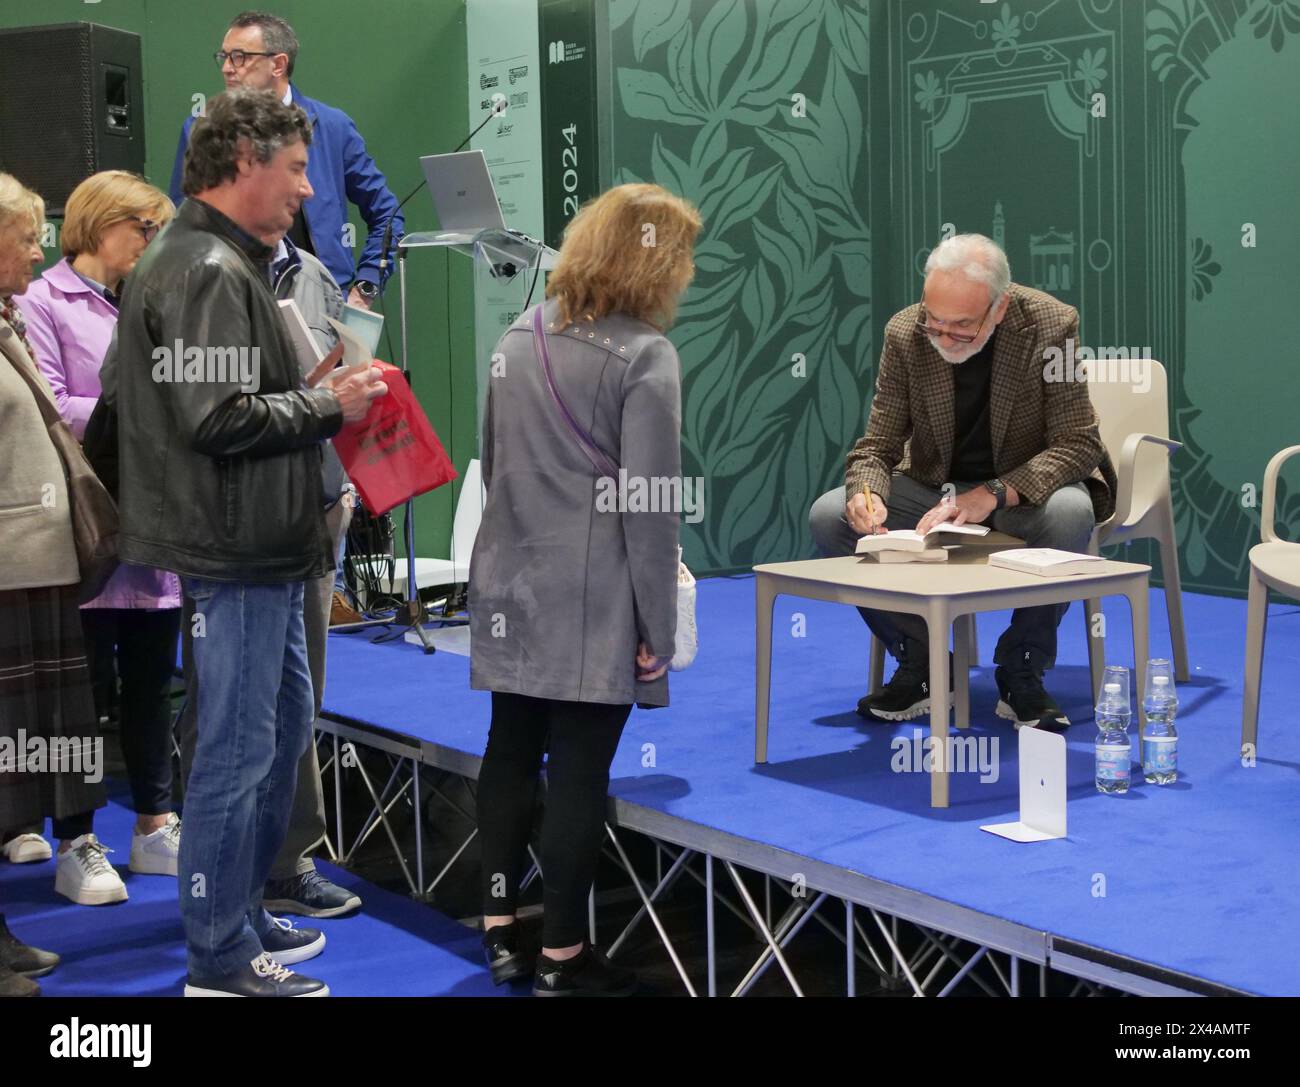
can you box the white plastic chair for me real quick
[1084,359,1189,698]
[421,458,485,586]
[1241,445,1300,755]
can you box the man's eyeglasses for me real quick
[916,297,994,345]
[128,216,160,242]
[214,49,277,69]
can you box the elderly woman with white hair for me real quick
[810,232,1118,732]
[0,172,106,996]
[11,171,181,899]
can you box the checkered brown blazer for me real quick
[845,283,1117,522]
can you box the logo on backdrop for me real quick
[548,40,586,64]
[509,64,528,85]
[479,72,499,90]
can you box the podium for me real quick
[384,226,557,652]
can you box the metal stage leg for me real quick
[424,826,478,898]
[706,853,716,998]
[589,887,597,947]
[607,846,695,958]
[733,893,827,997]
[342,751,417,895]
[723,861,802,996]
[604,824,698,996]
[414,760,424,895]
[870,908,924,996]
[333,735,344,871]
[846,901,856,997]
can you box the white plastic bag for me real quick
[671,547,697,671]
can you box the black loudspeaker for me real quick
[0,22,145,217]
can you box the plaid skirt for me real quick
[0,584,106,831]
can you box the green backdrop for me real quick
[6,1,1297,598]
[0,0,476,558]
[607,0,1300,595]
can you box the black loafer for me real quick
[533,943,636,998]
[482,922,530,985]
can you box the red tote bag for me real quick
[330,361,457,514]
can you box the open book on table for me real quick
[855,522,990,555]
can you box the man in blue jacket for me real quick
[169,10,403,309]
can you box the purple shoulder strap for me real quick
[531,306,620,479]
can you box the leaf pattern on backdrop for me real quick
[613,0,872,571]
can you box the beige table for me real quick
[754,550,1152,808]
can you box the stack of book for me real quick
[855,524,991,563]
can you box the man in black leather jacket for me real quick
[106,88,385,997]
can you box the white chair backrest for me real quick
[1086,358,1170,522]
[449,458,485,563]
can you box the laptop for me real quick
[419,150,507,232]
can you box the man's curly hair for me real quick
[181,87,312,196]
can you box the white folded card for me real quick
[856,523,989,555]
[988,548,1105,577]
[980,727,1067,842]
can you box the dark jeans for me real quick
[81,608,181,816]
[809,474,1097,671]
[178,578,314,979]
[477,692,631,949]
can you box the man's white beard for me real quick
[931,329,993,365]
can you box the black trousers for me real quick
[477,691,631,949]
[81,608,182,817]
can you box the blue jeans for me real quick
[178,578,315,979]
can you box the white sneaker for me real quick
[129,813,181,876]
[55,834,128,905]
[2,833,52,864]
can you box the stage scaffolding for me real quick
[310,711,1246,999]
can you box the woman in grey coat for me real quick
[470,183,700,997]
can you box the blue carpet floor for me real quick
[0,793,517,997]
[316,575,1300,996]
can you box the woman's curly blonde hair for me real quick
[546,183,701,332]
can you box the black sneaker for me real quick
[994,666,1070,732]
[858,649,953,722]
[0,915,59,978]
[482,921,530,985]
[184,952,329,997]
[532,943,637,998]
[261,916,325,965]
[264,869,362,918]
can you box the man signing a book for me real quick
[809,233,1117,730]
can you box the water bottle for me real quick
[1142,659,1178,785]
[1094,665,1131,794]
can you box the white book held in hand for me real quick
[855,523,990,555]
[988,548,1106,577]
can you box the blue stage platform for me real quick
[315,574,1300,997]
[3,575,1295,996]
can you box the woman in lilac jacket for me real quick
[10,171,183,905]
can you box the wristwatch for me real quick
[982,478,1007,510]
[352,280,379,302]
